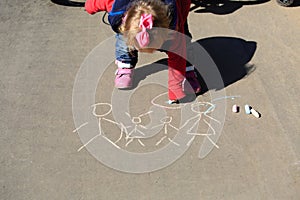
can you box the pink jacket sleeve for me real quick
[85,0,113,14]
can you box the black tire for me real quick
[276,0,294,6]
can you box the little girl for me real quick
[85,0,200,103]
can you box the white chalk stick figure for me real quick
[182,102,220,148]
[77,103,124,151]
[123,111,153,147]
[152,116,180,146]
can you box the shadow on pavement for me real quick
[289,0,300,7]
[191,0,269,14]
[132,37,256,97]
[50,0,85,7]
[193,36,257,94]
[131,60,168,90]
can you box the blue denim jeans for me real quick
[115,33,138,68]
[115,24,192,68]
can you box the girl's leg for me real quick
[115,33,138,88]
[182,19,201,94]
[184,66,201,94]
[184,22,201,94]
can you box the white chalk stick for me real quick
[250,108,261,118]
[232,104,239,113]
[245,104,251,115]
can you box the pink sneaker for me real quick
[115,68,134,89]
[184,71,201,94]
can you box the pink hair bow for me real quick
[135,14,153,48]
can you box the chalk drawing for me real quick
[77,103,121,151]
[182,102,220,148]
[152,116,180,146]
[124,111,153,147]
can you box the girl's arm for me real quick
[85,0,114,14]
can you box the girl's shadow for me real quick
[51,0,85,7]
[192,36,257,94]
[191,0,269,15]
[131,60,168,89]
[132,36,257,95]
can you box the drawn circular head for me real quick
[191,102,215,114]
[151,92,185,110]
[72,27,227,173]
[132,117,142,124]
[160,116,172,123]
[91,103,112,117]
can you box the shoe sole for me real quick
[115,84,133,89]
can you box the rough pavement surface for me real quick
[1,0,299,199]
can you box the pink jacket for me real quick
[85,0,191,100]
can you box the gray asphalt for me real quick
[1,0,299,199]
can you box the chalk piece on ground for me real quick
[232,105,239,113]
[245,104,251,114]
[250,108,261,118]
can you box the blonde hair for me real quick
[119,0,171,48]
